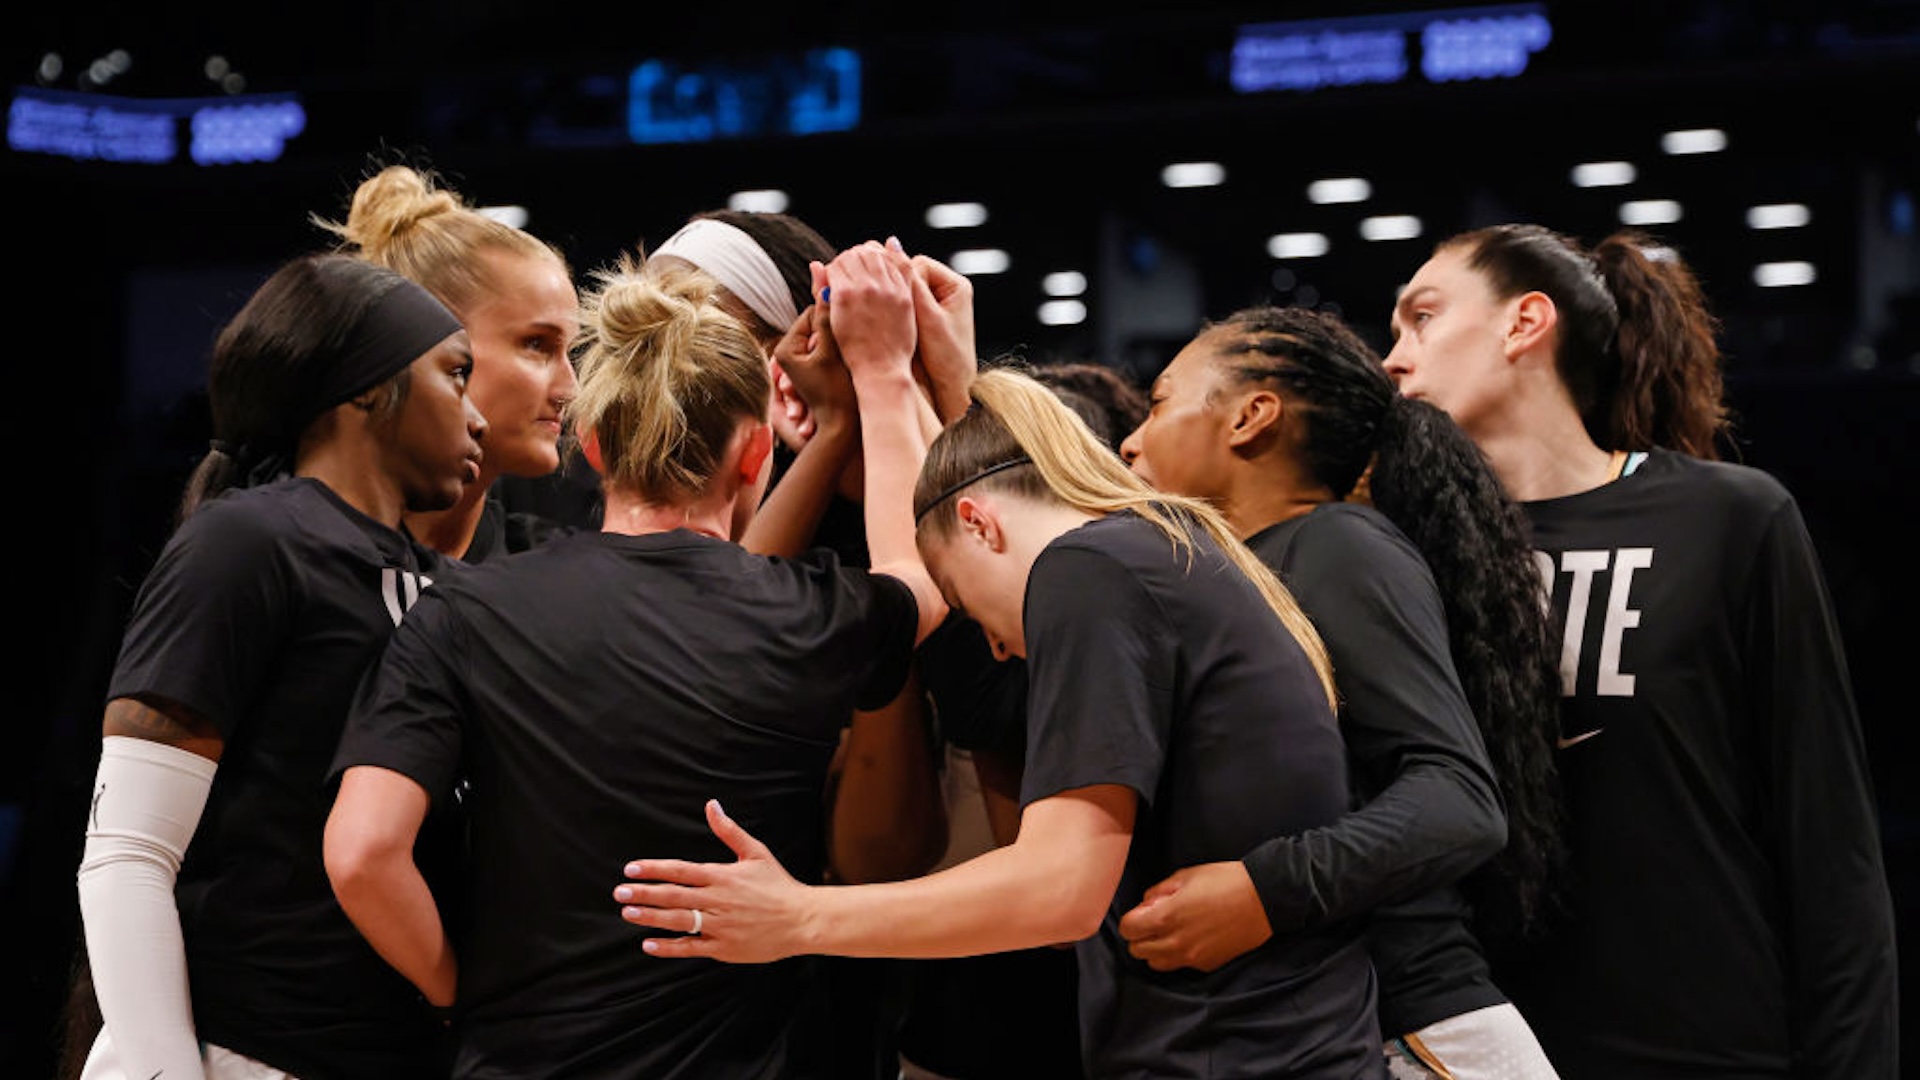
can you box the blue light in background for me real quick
[1232,24,1409,91]
[1232,4,1550,93]
[8,91,176,162]
[190,99,307,164]
[1888,190,1914,236]
[788,48,860,136]
[1422,8,1553,82]
[6,86,304,164]
[628,47,860,145]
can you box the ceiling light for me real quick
[1619,199,1683,225]
[950,249,1010,275]
[1268,232,1330,259]
[478,205,529,230]
[1571,161,1636,187]
[1042,271,1087,297]
[1359,215,1423,241]
[1038,300,1087,325]
[1660,128,1727,154]
[727,189,789,213]
[1746,203,1811,230]
[1161,162,1226,188]
[1753,261,1816,287]
[926,202,989,229]
[1307,177,1372,204]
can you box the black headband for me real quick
[315,276,462,411]
[913,456,1033,525]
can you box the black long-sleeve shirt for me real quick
[1496,449,1898,1079]
[1241,503,1512,1036]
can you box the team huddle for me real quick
[72,163,1896,1080]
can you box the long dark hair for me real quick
[1447,223,1731,459]
[1208,305,1566,941]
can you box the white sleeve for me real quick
[76,734,218,1080]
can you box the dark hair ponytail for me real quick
[1590,231,1731,459]
[1446,223,1732,460]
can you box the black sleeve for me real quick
[1749,497,1898,1078]
[1242,514,1508,933]
[328,588,470,807]
[846,570,920,712]
[1018,543,1175,808]
[915,612,1029,756]
[106,501,293,738]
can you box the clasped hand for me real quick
[768,237,978,444]
[1116,860,1274,972]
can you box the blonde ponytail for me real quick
[917,367,1334,708]
[569,253,769,500]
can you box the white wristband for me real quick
[77,734,218,1080]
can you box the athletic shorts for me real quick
[1383,1002,1561,1080]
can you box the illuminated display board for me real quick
[1232,3,1552,92]
[627,47,860,145]
[6,86,306,164]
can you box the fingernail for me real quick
[615,886,633,902]
[887,236,905,253]
[625,861,643,876]
[642,939,659,954]
[818,287,831,303]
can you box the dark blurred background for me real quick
[5,2,1915,1076]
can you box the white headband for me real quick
[650,217,800,332]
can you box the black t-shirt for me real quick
[1243,504,1509,1037]
[331,529,918,1080]
[916,611,1029,756]
[462,481,587,564]
[490,457,605,535]
[1496,449,1897,1079]
[106,477,455,1080]
[897,616,1078,1080]
[1019,511,1381,1079]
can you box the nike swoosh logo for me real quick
[1556,729,1605,750]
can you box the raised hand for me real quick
[770,296,853,444]
[886,238,976,424]
[614,799,816,964]
[1116,860,1273,972]
[825,241,917,385]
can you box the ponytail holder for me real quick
[211,438,290,488]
